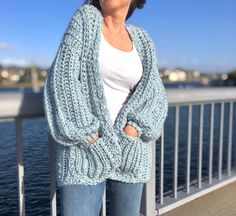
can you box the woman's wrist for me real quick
[87,134,101,144]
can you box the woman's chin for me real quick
[100,0,131,12]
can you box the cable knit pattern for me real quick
[43,4,168,186]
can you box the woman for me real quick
[43,0,168,215]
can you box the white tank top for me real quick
[99,32,143,125]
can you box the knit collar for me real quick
[80,4,155,130]
[81,4,144,60]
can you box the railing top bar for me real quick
[0,92,44,119]
[168,98,236,106]
[0,87,236,118]
[166,87,236,105]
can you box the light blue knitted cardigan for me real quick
[43,4,168,186]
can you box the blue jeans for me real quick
[60,179,144,216]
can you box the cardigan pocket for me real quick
[62,136,117,180]
[119,130,152,176]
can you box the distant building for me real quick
[167,69,187,82]
[9,73,20,82]
[1,70,9,79]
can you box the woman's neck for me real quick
[102,15,126,34]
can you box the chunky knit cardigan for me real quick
[43,4,168,186]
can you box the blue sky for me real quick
[1,0,236,73]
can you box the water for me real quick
[0,87,42,93]
[0,118,51,215]
[0,85,236,215]
[164,80,206,89]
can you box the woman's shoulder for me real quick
[65,4,102,34]
[72,4,102,21]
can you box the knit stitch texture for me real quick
[43,4,169,186]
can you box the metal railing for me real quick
[0,87,236,216]
[155,87,236,215]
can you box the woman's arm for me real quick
[126,69,168,142]
[126,30,169,142]
[43,9,101,146]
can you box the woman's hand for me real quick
[87,123,139,144]
[123,123,139,138]
[88,135,100,144]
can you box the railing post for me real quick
[186,104,192,193]
[218,102,224,180]
[99,189,106,216]
[208,102,214,184]
[49,134,57,216]
[173,105,179,198]
[140,140,157,216]
[227,101,233,177]
[15,117,25,216]
[159,127,165,205]
[197,103,204,188]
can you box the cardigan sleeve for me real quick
[126,31,168,142]
[126,70,168,142]
[43,10,101,146]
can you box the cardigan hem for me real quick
[56,171,152,187]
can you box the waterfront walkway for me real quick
[162,181,236,216]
